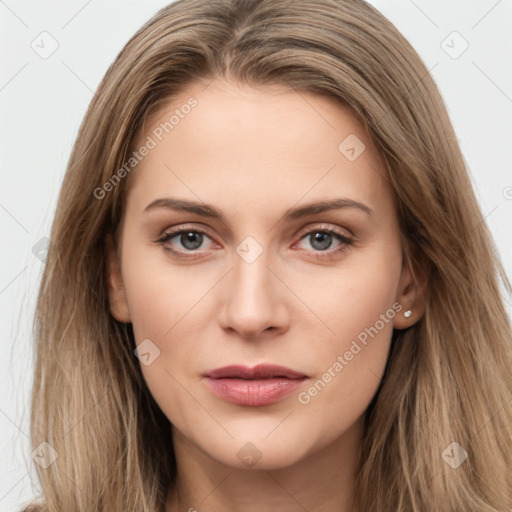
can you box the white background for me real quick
[1,1,511,510]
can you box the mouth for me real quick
[203,364,308,380]
[202,364,308,406]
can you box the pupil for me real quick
[312,232,332,250]
[182,232,202,250]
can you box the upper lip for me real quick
[204,364,308,380]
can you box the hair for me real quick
[22,0,512,510]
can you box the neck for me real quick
[165,415,364,512]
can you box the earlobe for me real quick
[105,235,131,323]
[393,255,428,330]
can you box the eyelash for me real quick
[156,224,354,260]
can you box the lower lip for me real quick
[204,377,307,406]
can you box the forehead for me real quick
[125,79,393,219]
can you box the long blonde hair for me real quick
[23,0,512,510]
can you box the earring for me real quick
[403,310,412,318]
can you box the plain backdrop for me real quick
[1,1,511,510]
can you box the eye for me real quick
[157,227,215,258]
[294,225,354,258]
[156,224,354,259]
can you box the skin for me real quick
[106,78,426,512]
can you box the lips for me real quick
[203,364,308,380]
[202,364,308,406]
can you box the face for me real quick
[107,78,422,470]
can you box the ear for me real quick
[105,235,131,323]
[393,251,428,330]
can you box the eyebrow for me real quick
[144,197,373,223]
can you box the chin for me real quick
[202,435,312,471]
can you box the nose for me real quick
[218,249,290,340]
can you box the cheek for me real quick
[291,241,402,345]
[295,245,401,407]
[121,245,215,409]
[121,241,209,340]
[121,250,202,425]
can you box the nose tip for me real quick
[218,258,289,340]
[230,324,278,341]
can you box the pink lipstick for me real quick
[203,364,308,406]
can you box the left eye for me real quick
[296,229,353,252]
[157,227,353,258]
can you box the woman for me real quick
[23,0,512,510]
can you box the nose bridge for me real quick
[231,236,274,308]
[219,233,287,338]
[233,241,270,295]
